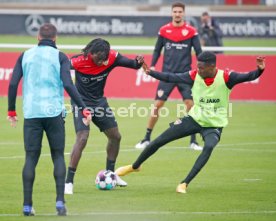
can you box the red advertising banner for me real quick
[1,52,275,101]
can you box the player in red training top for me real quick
[135,2,203,150]
[65,38,144,194]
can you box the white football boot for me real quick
[189,143,203,151]
[135,140,150,149]
[64,183,73,195]
[115,174,128,187]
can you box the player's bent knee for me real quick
[203,144,214,153]
[76,130,89,142]
[108,132,121,143]
[116,133,122,142]
[154,100,165,109]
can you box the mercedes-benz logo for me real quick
[81,77,90,84]
[165,42,171,50]
[25,15,45,36]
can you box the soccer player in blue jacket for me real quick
[7,23,91,216]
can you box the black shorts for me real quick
[155,81,193,101]
[72,98,118,133]
[168,116,223,141]
[200,127,223,141]
[24,114,65,152]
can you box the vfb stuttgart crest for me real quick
[157,89,164,98]
[174,119,182,125]
[182,29,189,36]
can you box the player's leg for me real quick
[103,127,121,171]
[184,99,202,150]
[147,99,165,136]
[177,83,202,151]
[44,115,67,215]
[22,118,43,216]
[22,150,40,216]
[67,130,90,176]
[176,128,222,193]
[65,104,90,194]
[93,100,127,186]
[116,116,202,176]
[135,82,175,149]
[103,127,128,186]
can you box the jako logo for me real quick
[135,68,156,86]
[206,98,220,103]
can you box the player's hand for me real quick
[256,56,265,70]
[142,62,150,75]
[7,116,18,128]
[150,66,155,71]
[136,55,144,64]
[82,114,92,126]
[82,108,92,126]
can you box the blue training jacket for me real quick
[22,45,64,118]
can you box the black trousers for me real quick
[133,116,222,184]
[23,114,66,206]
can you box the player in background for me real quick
[116,52,265,193]
[7,23,91,216]
[135,2,203,150]
[65,38,144,194]
[199,11,223,54]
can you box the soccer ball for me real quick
[95,170,117,190]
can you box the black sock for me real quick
[144,128,152,141]
[106,159,116,172]
[190,134,197,144]
[66,167,76,184]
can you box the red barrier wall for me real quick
[1,52,275,101]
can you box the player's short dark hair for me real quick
[198,51,216,65]
[172,2,185,10]
[202,11,209,16]
[82,38,110,60]
[39,23,57,40]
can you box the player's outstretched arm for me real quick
[115,53,144,69]
[143,63,193,85]
[226,56,266,89]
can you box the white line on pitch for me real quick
[0,210,276,217]
[0,141,276,160]
[1,141,276,147]
[243,178,262,182]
